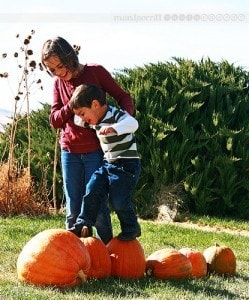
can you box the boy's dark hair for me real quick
[41,36,79,74]
[70,84,106,109]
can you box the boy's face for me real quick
[73,100,101,125]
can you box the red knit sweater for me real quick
[49,64,134,153]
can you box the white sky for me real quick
[0,0,249,127]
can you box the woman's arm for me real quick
[49,82,74,129]
[97,65,134,115]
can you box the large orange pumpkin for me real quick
[80,236,111,279]
[179,247,207,278]
[203,243,236,275]
[106,237,146,279]
[146,248,192,279]
[17,229,91,288]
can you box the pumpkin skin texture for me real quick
[179,247,207,278]
[80,237,111,279]
[146,248,192,279]
[17,229,91,288]
[203,244,236,276]
[106,237,146,279]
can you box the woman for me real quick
[41,36,134,244]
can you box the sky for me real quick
[0,0,249,128]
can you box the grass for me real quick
[0,213,248,300]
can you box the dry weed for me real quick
[0,163,49,216]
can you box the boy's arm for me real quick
[100,113,138,136]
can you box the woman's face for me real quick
[43,55,73,81]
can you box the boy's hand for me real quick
[99,126,116,135]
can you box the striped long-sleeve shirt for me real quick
[74,105,140,162]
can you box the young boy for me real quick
[69,84,141,241]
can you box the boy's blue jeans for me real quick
[76,158,141,236]
[61,149,113,244]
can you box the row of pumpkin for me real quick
[16,228,236,288]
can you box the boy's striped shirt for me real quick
[74,105,140,162]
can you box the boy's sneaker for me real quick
[67,226,82,237]
[117,224,141,241]
[81,226,93,238]
[67,224,93,238]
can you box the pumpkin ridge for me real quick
[179,247,207,278]
[21,229,85,269]
[107,237,146,279]
[17,246,84,285]
[49,231,90,268]
[146,249,192,279]
[19,267,78,286]
[19,240,80,278]
[80,237,111,279]
[48,240,83,270]
[17,253,79,285]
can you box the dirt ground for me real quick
[147,200,249,237]
[152,219,249,237]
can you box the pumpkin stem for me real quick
[77,269,87,283]
[146,267,153,276]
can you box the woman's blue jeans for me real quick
[61,149,113,243]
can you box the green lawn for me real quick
[0,214,248,300]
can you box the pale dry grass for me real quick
[0,162,49,216]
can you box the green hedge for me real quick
[114,58,249,219]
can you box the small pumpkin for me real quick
[146,248,192,279]
[203,243,236,275]
[17,229,91,288]
[106,237,146,279]
[80,236,111,279]
[179,247,207,278]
